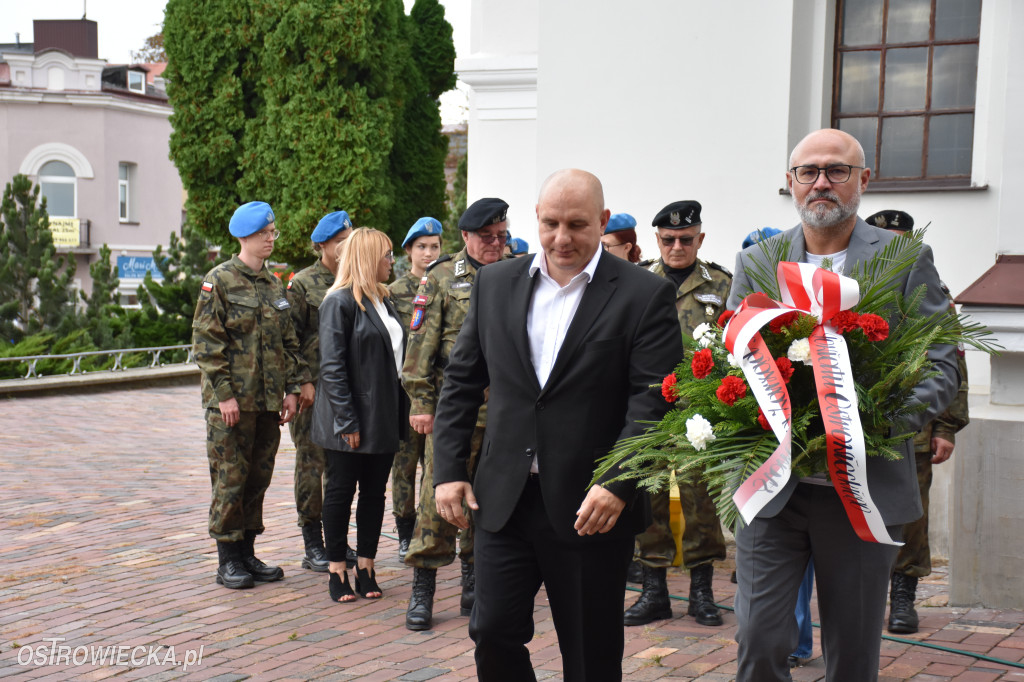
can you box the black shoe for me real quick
[626,559,643,585]
[300,522,329,572]
[396,517,415,563]
[346,545,358,570]
[888,573,919,634]
[215,541,254,589]
[241,531,284,582]
[328,570,356,602]
[355,566,383,599]
[406,567,436,631]
[460,560,475,616]
[623,566,672,626]
[788,655,811,668]
[687,564,723,626]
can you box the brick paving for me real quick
[0,384,1022,681]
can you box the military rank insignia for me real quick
[410,294,428,330]
[454,259,467,276]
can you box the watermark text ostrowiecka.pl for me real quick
[16,637,204,672]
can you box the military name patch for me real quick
[450,282,472,289]
[694,293,722,305]
[201,281,213,292]
[411,307,425,331]
[272,298,291,310]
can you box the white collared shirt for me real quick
[525,245,603,472]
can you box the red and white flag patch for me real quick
[201,281,214,292]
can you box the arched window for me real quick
[39,160,76,218]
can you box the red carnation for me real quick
[716,375,747,406]
[717,310,735,327]
[774,356,795,383]
[858,313,890,342]
[691,348,715,379]
[757,407,771,430]
[768,311,800,334]
[661,373,678,402]
[829,310,860,333]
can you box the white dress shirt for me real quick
[525,246,604,471]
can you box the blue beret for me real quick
[311,211,352,243]
[229,201,275,238]
[509,237,529,255]
[652,200,701,228]
[402,216,443,249]
[742,227,783,249]
[458,198,508,231]
[606,213,637,234]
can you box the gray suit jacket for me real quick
[727,218,959,526]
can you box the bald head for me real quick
[789,129,866,169]
[537,169,606,216]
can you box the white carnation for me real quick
[693,322,715,348]
[727,353,740,368]
[685,414,716,451]
[787,338,812,364]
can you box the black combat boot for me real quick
[241,530,284,582]
[406,567,437,631]
[216,541,255,589]
[300,521,329,572]
[460,560,475,616]
[623,566,673,626]
[687,563,723,626]
[396,517,415,563]
[888,573,919,633]
[626,559,643,585]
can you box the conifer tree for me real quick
[81,244,134,350]
[0,174,77,342]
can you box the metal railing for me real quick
[0,344,194,379]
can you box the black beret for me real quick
[459,198,509,231]
[866,209,914,232]
[652,200,702,228]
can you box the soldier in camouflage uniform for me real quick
[388,217,443,561]
[287,211,352,573]
[868,210,971,635]
[625,200,731,627]
[193,201,312,589]
[401,198,509,631]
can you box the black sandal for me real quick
[355,566,382,599]
[328,571,356,603]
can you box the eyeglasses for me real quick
[384,250,395,262]
[255,228,281,241]
[471,231,509,245]
[789,164,865,185]
[602,242,628,251]
[659,235,697,247]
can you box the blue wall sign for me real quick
[117,256,163,280]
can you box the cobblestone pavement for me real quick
[1,385,1022,681]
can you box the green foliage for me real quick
[81,244,135,350]
[0,175,78,343]
[165,0,456,265]
[447,154,467,230]
[132,32,167,63]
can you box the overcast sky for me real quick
[3,0,469,122]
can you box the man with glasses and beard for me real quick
[624,200,731,628]
[401,198,509,630]
[727,129,960,681]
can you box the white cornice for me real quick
[20,142,94,178]
[961,305,1024,352]
[0,89,172,117]
[457,53,538,121]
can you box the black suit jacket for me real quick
[432,251,682,544]
[311,288,408,454]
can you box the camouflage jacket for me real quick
[401,247,486,424]
[388,270,422,330]
[915,285,970,452]
[287,259,335,380]
[193,255,311,411]
[646,258,733,335]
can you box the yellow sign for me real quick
[49,218,80,247]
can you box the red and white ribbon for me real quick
[723,262,899,545]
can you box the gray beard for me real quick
[794,189,860,230]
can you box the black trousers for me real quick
[322,449,395,562]
[470,476,633,682]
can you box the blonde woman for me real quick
[311,228,407,602]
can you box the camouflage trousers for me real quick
[288,407,325,528]
[894,450,933,577]
[391,429,426,521]
[207,409,280,542]
[634,474,726,569]
[405,425,484,569]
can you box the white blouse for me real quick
[373,297,405,379]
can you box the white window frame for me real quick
[38,160,77,219]
[127,70,146,94]
[118,162,136,223]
